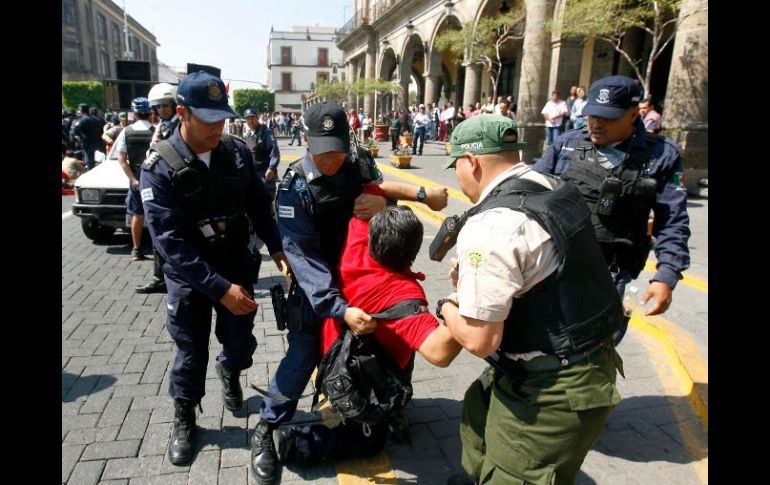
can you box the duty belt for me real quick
[504,339,610,372]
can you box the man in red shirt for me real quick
[275,187,462,466]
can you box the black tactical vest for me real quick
[286,155,371,276]
[124,124,154,172]
[159,115,179,141]
[562,132,658,277]
[246,125,271,169]
[467,175,623,356]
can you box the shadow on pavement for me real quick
[62,371,116,402]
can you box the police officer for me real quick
[71,103,106,170]
[62,109,74,156]
[135,82,180,294]
[533,75,691,343]
[248,101,450,484]
[116,97,154,261]
[438,114,625,484]
[139,71,289,466]
[242,108,280,203]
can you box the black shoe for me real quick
[135,278,167,294]
[215,361,243,412]
[250,421,281,484]
[274,426,296,464]
[168,401,196,465]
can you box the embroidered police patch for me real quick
[140,187,154,202]
[278,205,295,218]
[144,151,160,166]
[466,247,486,269]
[596,88,611,104]
[208,81,222,101]
[322,115,334,131]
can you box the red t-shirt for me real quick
[320,185,438,369]
[348,114,361,131]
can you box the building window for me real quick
[97,13,107,39]
[281,73,292,91]
[101,51,110,77]
[112,23,121,51]
[62,0,75,24]
[318,48,328,67]
[143,44,149,61]
[63,42,81,71]
[317,72,329,85]
[281,46,291,66]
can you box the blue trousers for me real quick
[546,127,562,146]
[412,126,426,155]
[165,281,257,406]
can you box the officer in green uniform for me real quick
[436,115,625,484]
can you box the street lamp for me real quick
[406,19,414,32]
[382,37,390,47]
[444,1,454,17]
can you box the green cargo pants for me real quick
[460,346,622,485]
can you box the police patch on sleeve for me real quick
[465,246,487,269]
[140,187,154,202]
[144,151,160,166]
[278,205,295,218]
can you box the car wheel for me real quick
[81,218,116,242]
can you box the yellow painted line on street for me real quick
[399,200,447,226]
[376,162,470,203]
[631,312,708,483]
[280,155,301,162]
[643,261,708,293]
[336,451,399,484]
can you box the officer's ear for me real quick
[176,105,186,122]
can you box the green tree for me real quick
[314,81,349,102]
[557,0,698,96]
[233,89,274,116]
[315,79,401,120]
[435,10,525,102]
[62,81,104,111]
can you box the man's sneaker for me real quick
[135,278,167,294]
[215,361,243,412]
[131,247,146,261]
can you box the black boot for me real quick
[274,426,297,464]
[250,421,281,484]
[215,361,243,412]
[168,400,196,465]
[135,278,167,294]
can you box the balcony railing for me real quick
[336,1,404,43]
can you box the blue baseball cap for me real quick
[176,71,236,123]
[243,108,258,118]
[582,75,644,119]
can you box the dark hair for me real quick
[368,205,423,271]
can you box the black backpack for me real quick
[312,299,428,425]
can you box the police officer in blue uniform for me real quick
[249,101,387,485]
[135,82,181,294]
[139,71,289,466]
[532,75,691,343]
[243,108,281,204]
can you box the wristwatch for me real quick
[436,298,458,321]
[416,186,427,202]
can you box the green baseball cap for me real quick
[444,114,527,169]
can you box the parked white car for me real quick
[72,148,130,242]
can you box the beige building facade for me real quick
[333,0,707,177]
[62,0,159,82]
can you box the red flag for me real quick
[225,81,230,94]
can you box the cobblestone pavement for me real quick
[62,138,707,484]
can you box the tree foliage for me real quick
[558,0,688,95]
[435,10,525,101]
[233,89,274,115]
[62,82,104,111]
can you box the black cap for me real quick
[78,103,89,113]
[582,75,644,119]
[243,108,257,118]
[303,101,350,155]
[175,71,236,123]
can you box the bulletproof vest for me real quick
[313,299,426,425]
[246,125,271,167]
[123,124,153,172]
[468,175,623,356]
[150,134,250,253]
[286,154,371,275]
[159,115,179,141]
[562,132,658,277]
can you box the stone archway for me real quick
[378,47,399,117]
[399,33,426,109]
[429,14,463,106]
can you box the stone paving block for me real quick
[126,474,188,485]
[109,343,137,365]
[113,383,161,398]
[117,409,152,440]
[67,355,112,368]
[68,459,105,485]
[131,395,170,411]
[199,428,248,451]
[95,395,132,427]
[62,444,85,482]
[82,439,141,460]
[221,447,250,468]
[102,455,163,480]
[149,406,175,425]
[140,352,171,385]
[123,352,151,374]
[63,426,120,446]
[63,413,101,431]
[99,480,129,485]
[188,449,220,485]
[219,466,248,484]
[138,423,172,457]
[62,401,83,416]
